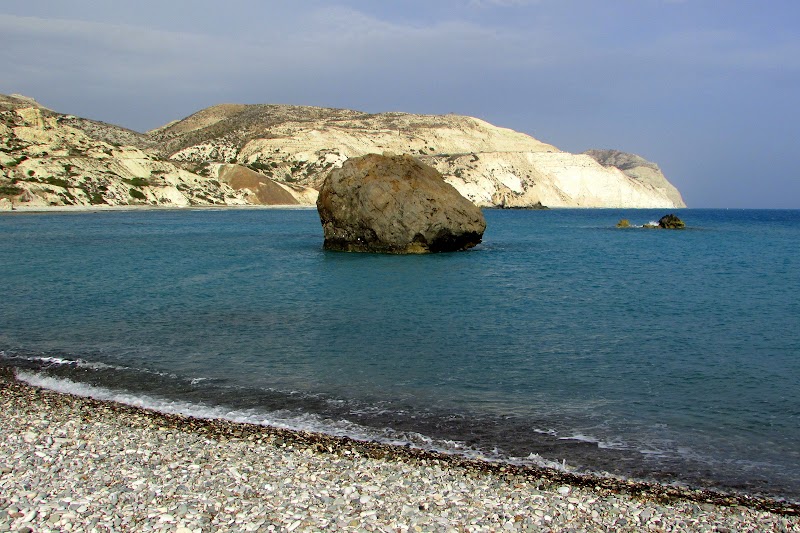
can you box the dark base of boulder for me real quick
[323,231,483,254]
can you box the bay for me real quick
[1,207,798,501]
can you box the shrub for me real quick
[63,164,78,178]
[59,190,77,204]
[0,185,23,197]
[6,155,27,168]
[188,163,211,177]
[247,161,271,173]
[129,188,146,200]
[123,177,150,187]
[45,177,70,188]
[89,193,106,205]
[81,185,106,205]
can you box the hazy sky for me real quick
[2,1,798,207]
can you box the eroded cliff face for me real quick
[423,151,686,208]
[154,103,685,209]
[1,94,686,210]
[582,149,685,208]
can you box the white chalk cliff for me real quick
[1,94,685,210]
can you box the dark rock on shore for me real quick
[495,201,548,210]
[658,213,685,229]
[316,153,486,253]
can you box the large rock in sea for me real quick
[316,153,486,253]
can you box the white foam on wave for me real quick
[559,433,629,451]
[5,353,122,371]
[4,352,191,381]
[15,370,374,437]
[516,453,575,472]
[18,370,216,416]
[15,370,590,473]
[11,370,692,482]
[559,433,599,444]
[12,370,490,461]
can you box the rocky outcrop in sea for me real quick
[317,153,486,253]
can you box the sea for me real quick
[1,207,798,502]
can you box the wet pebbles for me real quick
[1,373,798,532]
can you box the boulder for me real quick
[658,213,685,229]
[316,153,486,253]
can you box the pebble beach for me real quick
[1,369,798,532]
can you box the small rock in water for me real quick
[658,213,685,229]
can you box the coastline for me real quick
[1,369,797,532]
[0,204,317,214]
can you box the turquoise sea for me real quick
[1,208,798,501]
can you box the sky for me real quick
[1,1,799,208]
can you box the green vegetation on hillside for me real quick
[129,188,146,200]
[0,184,23,197]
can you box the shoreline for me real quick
[0,204,318,214]
[1,204,692,214]
[1,369,798,531]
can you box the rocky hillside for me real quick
[0,95,315,210]
[1,94,685,210]
[150,102,684,208]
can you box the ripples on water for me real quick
[1,208,798,501]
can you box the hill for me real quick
[0,94,685,210]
